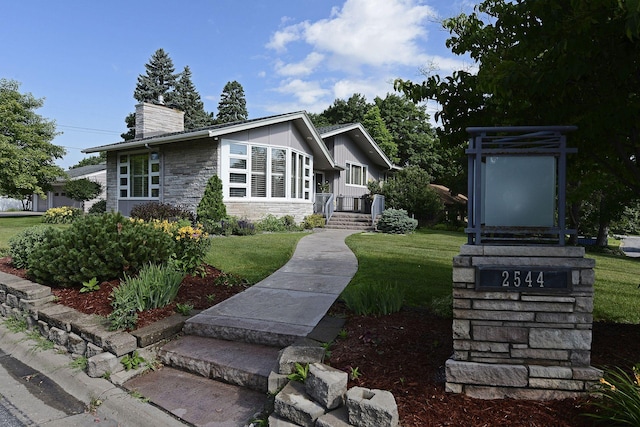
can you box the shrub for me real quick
[64,178,102,202]
[28,213,175,287]
[197,175,226,224]
[42,206,84,224]
[341,282,404,316]
[88,199,107,214]
[8,225,55,269]
[302,214,326,229]
[149,220,211,274]
[130,202,195,224]
[206,216,256,236]
[376,209,418,234]
[255,214,300,232]
[584,364,640,425]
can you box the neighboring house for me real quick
[33,163,107,213]
[429,184,467,223]
[83,103,395,223]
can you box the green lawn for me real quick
[204,232,307,284]
[1,217,638,323]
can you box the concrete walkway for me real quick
[184,228,361,346]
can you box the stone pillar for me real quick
[446,244,602,400]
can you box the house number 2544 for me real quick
[501,270,545,288]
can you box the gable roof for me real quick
[84,112,339,170]
[318,123,395,170]
[66,162,106,179]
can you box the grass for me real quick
[344,229,465,307]
[1,216,638,323]
[205,232,307,284]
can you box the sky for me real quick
[1,0,477,169]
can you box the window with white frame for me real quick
[346,162,368,186]
[223,140,311,200]
[118,152,160,199]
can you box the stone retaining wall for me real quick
[0,271,172,380]
[447,244,602,399]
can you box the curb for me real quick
[0,323,188,427]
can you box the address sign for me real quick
[476,266,571,292]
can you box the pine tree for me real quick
[133,48,178,104]
[216,81,248,124]
[173,66,214,129]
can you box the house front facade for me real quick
[84,103,394,223]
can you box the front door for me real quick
[315,172,327,193]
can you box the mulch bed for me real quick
[1,256,638,425]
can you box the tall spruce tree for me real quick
[134,48,178,104]
[123,50,213,139]
[173,66,214,129]
[216,81,248,123]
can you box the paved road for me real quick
[622,235,640,258]
[0,348,109,426]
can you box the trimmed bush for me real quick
[376,209,418,234]
[197,175,226,224]
[42,206,83,224]
[88,199,107,214]
[302,213,326,229]
[8,225,56,269]
[255,214,300,232]
[130,202,195,224]
[28,213,175,287]
[341,282,405,316]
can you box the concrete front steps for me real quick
[325,212,374,230]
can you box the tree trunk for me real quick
[596,221,610,247]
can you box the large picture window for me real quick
[346,162,368,186]
[223,140,311,200]
[118,152,160,199]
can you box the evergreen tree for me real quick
[197,175,227,229]
[216,81,248,123]
[173,66,214,129]
[121,113,136,141]
[0,79,65,209]
[133,48,178,104]
[71,152,106,169]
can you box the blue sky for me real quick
[1,0,476,169]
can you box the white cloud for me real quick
[274,78,331,106]
[266,21,308,53]
[275,52,325,77]
[332,78,393,101]
[268,0,436,71]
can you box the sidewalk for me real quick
[0,228,362,426]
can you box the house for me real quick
[83,103,394,223]
[33,163,107,213]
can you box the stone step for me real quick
[325,224,374,231]
[158,335,281,392]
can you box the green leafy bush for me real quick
[64,178,102,202]
[341,282,405,316]
[207,216,256,236]
[107,283,138,331]
[255,214,300,232]
[585,364,640,425]
[302,214,325,229]
[197,175,227,226]
[42,206,84,224]
[88,199,107,214]
[8,225,55,269]
[376,209,418,234]
[130,202,195,224]
[149,220,211,274]
[28,213,175,287]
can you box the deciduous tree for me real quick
[0,79,64,209]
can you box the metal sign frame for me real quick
[465,126,577,245]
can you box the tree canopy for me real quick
[133,48,178,104]
[0,79,65,207]
[173,66,214,129]
[215,81,248,123]
[71,152,106,169]
[64,178,102,202]
[395,0,640,196]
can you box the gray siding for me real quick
[331,134,386,198]
[224,122,311,153]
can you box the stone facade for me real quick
[447,244,602,399]
[226,201,313,224]
[135,103,184,139]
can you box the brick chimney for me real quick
[135,102,185,139]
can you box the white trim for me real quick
[345,161,369,187]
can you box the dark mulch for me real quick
[1,256,638,425]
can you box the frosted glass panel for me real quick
[483,156,556,227]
